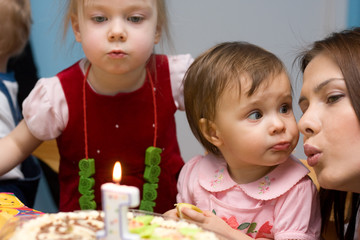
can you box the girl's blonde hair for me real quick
[62,0,170,44]
[0,0,32,57]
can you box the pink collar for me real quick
[198,154,309,200]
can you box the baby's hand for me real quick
[180,207,210,224]
[175,203,203,220]
[163,208,179,219]
[180,208,255,240]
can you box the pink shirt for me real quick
[177,154,321,239]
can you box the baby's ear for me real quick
[199,118,223,147]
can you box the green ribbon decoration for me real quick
[78,158,96,210]
[140,146,162,212]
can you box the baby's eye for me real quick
[92,16,107,23]
[128,16,143,23]
[279,104,290,114]
[327,94,344,104]
[248,111,262,120]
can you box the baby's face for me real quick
[212,72,298,180]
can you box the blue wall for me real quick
[348,0,360,28]
[29,0,84,78]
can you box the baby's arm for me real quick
[273,177,321,239]
[0,120,42,175]
[163,157,201,219]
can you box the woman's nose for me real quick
[298,108,320,138]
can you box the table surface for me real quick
[32,139,60,173]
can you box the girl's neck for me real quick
[85,63,147,95]
[228,164,277,184]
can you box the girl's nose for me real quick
[269,115,286,135]
[108,20,127,42]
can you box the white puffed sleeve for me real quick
[168,54,193,111]
[22,77,68,140]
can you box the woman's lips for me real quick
[303,144,322,167]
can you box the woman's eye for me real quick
[248,111,262,120]
[128,16,143,23]
[92,16,107,23]
[327,94,344,104]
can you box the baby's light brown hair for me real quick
[183,41,288,156]
[0,0,32,57]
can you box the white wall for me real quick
[29,0,347,161]
[165,0,347,161]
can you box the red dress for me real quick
[56,55,184,213]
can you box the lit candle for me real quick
[97,161,140,240]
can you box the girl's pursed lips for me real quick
[108,50,127,58]
[271,142,291,151]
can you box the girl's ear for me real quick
[154,25,162,44]
[71,14,82,42]
[199,118,223,147]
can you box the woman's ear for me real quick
[71,14,82,42]
[199,118,223,147]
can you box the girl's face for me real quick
[210,72,299,183]
[298,53,360,193]
[71,0,160,77]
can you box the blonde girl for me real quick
[0,0,192,213]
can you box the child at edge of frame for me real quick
[0,0,41,208]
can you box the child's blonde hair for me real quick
[62,0,170,45]
[0,0,32,57]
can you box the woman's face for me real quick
[298,53,360,193]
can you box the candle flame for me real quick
[113,161,121,184]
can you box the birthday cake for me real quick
[4,210,220,240]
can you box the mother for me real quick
[297,28,360,239]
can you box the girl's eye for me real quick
[128,16,143,23]
[92,16,107,23]
[326,94,344,104]
[279,104,290,114]
[248,111,262,120]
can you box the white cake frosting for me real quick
[7,211,220,240]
